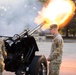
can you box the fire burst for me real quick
[35,0,75,30]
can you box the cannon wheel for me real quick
[30,55,47,75]
[15,71,23,75]
[15,70,26,75]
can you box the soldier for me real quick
[0,38,7,75]
[47,24,64,75]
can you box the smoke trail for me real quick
[0,0,43,36]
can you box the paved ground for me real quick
[2,40,76,75]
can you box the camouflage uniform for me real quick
[48,33,64,75]
[0,38,7,75]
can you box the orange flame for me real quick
[35,0,75,30]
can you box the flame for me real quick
[35,0,75,30]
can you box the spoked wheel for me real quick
[30,55,47,75]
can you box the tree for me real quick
[69,17,76,37]
[62,15,76,38]
[39,0,47,3]
[61,15,76,38]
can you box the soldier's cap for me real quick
[50,24,58,30]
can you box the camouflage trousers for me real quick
[0,60,5,75]
[49,62,61,75]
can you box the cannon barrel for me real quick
[13,21,46,40]
[19,21,46,37]
[0,21,46,41]
[28,21,46,35]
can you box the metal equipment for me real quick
[3,21,47,75]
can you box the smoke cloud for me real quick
[0,0,43,36]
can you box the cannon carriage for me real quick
[2,22,47,75]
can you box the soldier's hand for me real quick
[0,60,5,72]
[47,58,51,61]
[3,51,7,59]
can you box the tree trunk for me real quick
[73,32,75,37]
[65,26,69,38]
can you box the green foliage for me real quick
[60,17,76,37]
[39,0,47,3]
[69,17,76,37]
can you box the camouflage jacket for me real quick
[49,33,64,63]
[0,38,7,61]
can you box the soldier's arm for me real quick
[2,40,7,58]
[50,39,62,60]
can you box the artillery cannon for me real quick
[3,22,47,75]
